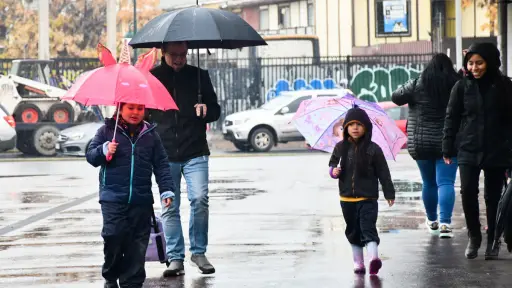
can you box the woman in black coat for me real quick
[443,42,512,260]
[392,53,460,239]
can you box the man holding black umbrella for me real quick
[147,41,221,276]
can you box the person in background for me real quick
[147,41,221,276]
[328,106,395,275]
[443,42,512,260]
[391,53,461,238]
[86,103,175,288]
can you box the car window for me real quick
[386,107,401,121]
[0,104,8,116]
[318,94,336,97]
[286,96,312,113]
[402,106,409,119]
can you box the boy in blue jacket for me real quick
[86,102,175,288]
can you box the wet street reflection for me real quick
[0,154,511,287]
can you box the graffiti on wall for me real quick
[349,65,423,102]
[264,64,424,103]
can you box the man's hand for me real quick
[195,104,207,118]
[162,198,172,208]
[333,167,341,177]
[443,157,452,165]
[387,199,395,207]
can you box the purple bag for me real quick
[145,209,169,265]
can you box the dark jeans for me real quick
[459,165,505,241]
[340,200,380,246]
[101,202,152,288]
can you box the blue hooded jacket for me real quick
[86,118,175,205]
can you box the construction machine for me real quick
[0,59,101,156]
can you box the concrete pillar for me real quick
[38,0,50,60]
[455,0,462,69]
[107,0,117,59]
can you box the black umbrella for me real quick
[128,7,267,49]
[493,177,512,252]
[128,5,267,116]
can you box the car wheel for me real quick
[233,142,251,152]
[32,125,60,156]
[250,128,274,152]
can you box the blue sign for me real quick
[383,0,408,34]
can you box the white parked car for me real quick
[222,89,351,152]
[0,103,16,152]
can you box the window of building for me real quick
[278,5,291,28]
[0,25,6,39]
[307,2,314,27]
[375,0,411,37]
[260,7,269,31]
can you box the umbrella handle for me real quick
[106,105,120,162]
[106,139,116,161]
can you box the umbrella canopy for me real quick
[63,43,178,111]
[292,94,407,160]
[128,7,267,49]
[493,178,512,252]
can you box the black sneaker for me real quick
[163,260,185,277]
[190,254,215,274]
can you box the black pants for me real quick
[101,202,152,288]
[340,200,380,246]
[459,165,505,241]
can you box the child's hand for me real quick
[333,167,341,177]
[387,199,395,207]
[107,141,118,156]
[162,197,173,207]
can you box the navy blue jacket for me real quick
[86,118,175,205]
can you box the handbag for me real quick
[145,206,170,266]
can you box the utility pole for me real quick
[455,0,462,69]
[133,0,138,59]
[38,0,50,60]
[107,0,117,58]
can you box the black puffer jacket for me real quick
[443,77,512,167]
[392,78,456,160]
[443,43,512,167]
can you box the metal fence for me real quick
[0,53,433,130]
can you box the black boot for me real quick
[485,240,500,260]
[465,233,482,259]
[104,281,119,288]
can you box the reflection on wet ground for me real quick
[0,155,511,287]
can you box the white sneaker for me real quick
[425,218,439,234]
[439,223,453,239]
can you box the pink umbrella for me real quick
[63,42,178,160]
[63,42,178,111]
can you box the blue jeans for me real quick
[162,156,209,261]
[416,158,458,224]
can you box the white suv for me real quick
[222,89,350,152]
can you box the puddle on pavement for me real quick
[17,191,63,204]
[60,176,83,181]
[390,179,423,192]
[22,226,51,238]
[0,174,51,179]
[209,178,251,184]
[62,209,101,214]
[209,188,266,201]
[51,217,85,223]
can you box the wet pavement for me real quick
[0,153,511,288]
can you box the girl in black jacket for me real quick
[443,42,512,260]
[391,53,460,239]
[328,106,395,275]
